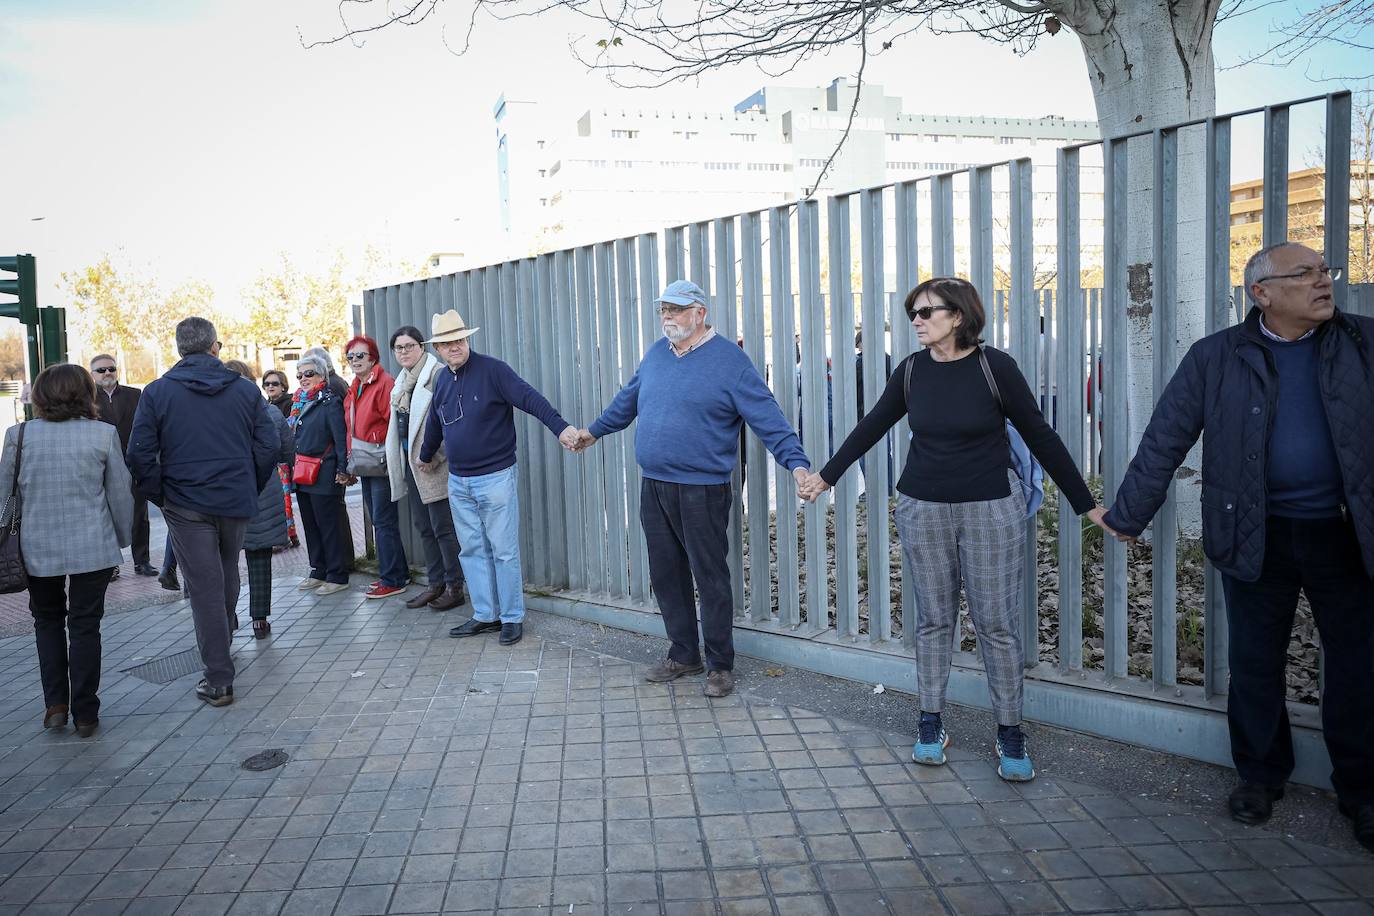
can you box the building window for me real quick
[704,161,740,171]
[610,129,639,139]
[614,160,635,168]
[673,130,700,140]
[730,132,757,142]
[799,158,827,167]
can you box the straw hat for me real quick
[425,309,479,344]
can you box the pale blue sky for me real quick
[0,0,1362,315]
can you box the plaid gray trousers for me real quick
[895,472,1027,726]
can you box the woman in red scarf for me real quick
[344,336,409,599]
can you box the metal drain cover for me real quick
[241,749,289,771]
[120,648,203,685]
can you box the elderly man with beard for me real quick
[572,280,812,698]
[90,354,155,578]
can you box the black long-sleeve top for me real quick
[819,346,1095,514]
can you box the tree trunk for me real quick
[1054,0,1220,536]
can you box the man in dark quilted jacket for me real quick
[1102,242,1374,849]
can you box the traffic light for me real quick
[0,254,38,326]
[39,307,67,367]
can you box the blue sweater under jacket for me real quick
[420,352,570,477]
[589,335,810,485]
[1266,334,1344,518]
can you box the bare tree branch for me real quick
[803,8,872,199]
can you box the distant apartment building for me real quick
[494,79,1103,276]
[1229,163,1374,282]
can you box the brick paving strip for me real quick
[0,573,1368,915]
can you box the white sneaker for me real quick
[314,582,349,596]
[297,578,325,591]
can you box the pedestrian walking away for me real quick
[289,355,351,597]
[801,277,1115,782]
[226,359,295,638]
[127,318,279,707]
[344,335,410,600]
[573,279,813,700]
[385,324,466,612]
[419,308,581,647]
[90,353,156,577]
[1100,242,1374,850]
[0,364,134,738]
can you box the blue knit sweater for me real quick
[589,335,809,484]
[1267,334,1344,518]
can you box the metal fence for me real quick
[360,92,1354,788]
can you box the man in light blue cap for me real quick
[572,279,811,697]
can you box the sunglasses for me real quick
[262,381,283,389]
[92,366,117,374]
[296,370,319,380]
[345,351,371,360]
[908,305,957,321]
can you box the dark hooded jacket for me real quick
[1104,307,1374,582]
[127,353,279,518]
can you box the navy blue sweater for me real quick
[1267,334,1344,517]
[419,352,570,477]
[589,335,809,485]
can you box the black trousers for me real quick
[299,491,350,584]
[405,462,463,587]
[640,478,735,671]
[165,505,246,690]
[1221,514,1374,805]
[132,493,150,566]
[28,567,115,722]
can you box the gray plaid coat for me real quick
[0,418,134,577]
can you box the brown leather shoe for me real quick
[644,658,705,683]
[428,584,466,611]
[74,720,98,738]
[43,704,68,729]
[405,585,443,609]
[703,670,735,698]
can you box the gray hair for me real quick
[296,355,329,378]
[176,317,218,357]
[1243,242,1302,306]
[301,346,336,376]
[88,353,115,368]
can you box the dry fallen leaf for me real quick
[764,668,785,677]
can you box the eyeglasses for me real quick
[345,351,371,361]
[1257,264,1342,284]
[262,381,283,389]
[658,303,699,317]
[908,305,957,321]
[92,366,117,374]
[296,370,318,380]
[392,342,419,353]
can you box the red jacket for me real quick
[345,366,394,446]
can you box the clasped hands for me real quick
[558,426,597,453]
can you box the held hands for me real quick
[558,426,598,453]
[1087,506,1135,544]
[796,469,831,503]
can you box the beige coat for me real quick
[385,353,449,504]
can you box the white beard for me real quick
[97,378,117,391]
[663,316,699,343]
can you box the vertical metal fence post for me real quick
[1263,105,1291,248]
[1089,288,1101,478]
[859,188,891,643]
[769,205,802,629]
[893,181,920,650]
[741,211,773,622]
[828,194,860,639]
[1012,156,1041,670]
[595,242,629,599]
[711,218,747,617]
[514,259,546,587]
[615,238,650,602]
[575,246,606,594]
[554,250,586,591]
[665,226,686,282]
[1203,116,1234,698]
[798,200,830,634]
[1326,92,1353,313]
[1152,128,1180,690]
[1102,138,1130,681]
[931,174,955,275]
[1055,149,1084,674]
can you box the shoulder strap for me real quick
[977,347,1007,417]
[13,423,23,493]
[903,353,916,406]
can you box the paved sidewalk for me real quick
[0,577,1369,916]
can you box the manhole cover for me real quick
[120,647,203,685]
[241,749,290,771]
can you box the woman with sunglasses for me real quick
[261,370,299,549]
[289,355,350,596]
[801,277,1115,782]
[343,335,409,600]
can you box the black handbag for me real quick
[0,424,28,594]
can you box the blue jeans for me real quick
[361,475,408,588]
[447,465,524,624]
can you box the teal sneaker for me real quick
[996,724,1035,782]
[911,711,950,766]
